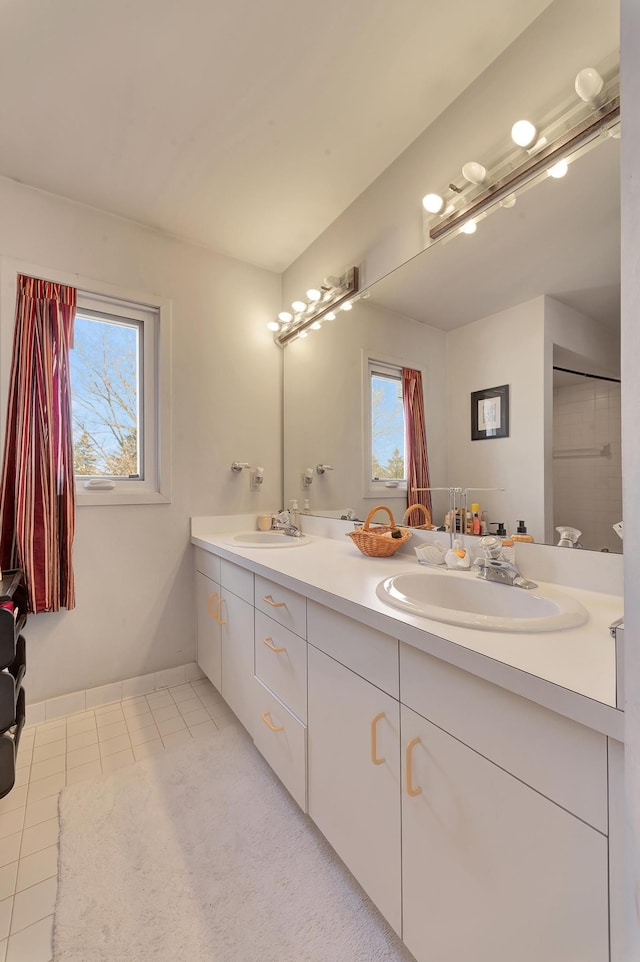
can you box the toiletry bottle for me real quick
[471,503,481,536]
[480,511,488,536]
[512,520,534,543]
[490,522,507,537]
[501,536,515,564]
[290,499,300,528]
[302,499,311,514]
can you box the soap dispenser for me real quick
[513,520,534,543]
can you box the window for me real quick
[71,290,171,506]
[365,358,407,495]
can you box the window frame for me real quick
[0,259,172,506]
[362,354,408,500]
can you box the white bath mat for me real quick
[54,724,414,961]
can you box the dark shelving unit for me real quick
[0,570,27,799]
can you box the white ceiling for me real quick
[0,0,553,272]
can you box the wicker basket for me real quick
[347,505,412,558]
[403,503,434,529]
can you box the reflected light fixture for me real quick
[459,219,477,235]
[575,67,604,103]
[547,159,569,178]
[271,267,360,346]
[511,119,539,149]
[462,161,487,185]
[422,192,446,214]
[421,57,619,247]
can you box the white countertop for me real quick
[191,516,624,739]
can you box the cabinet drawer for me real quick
[252,678,307,811]
[255,576,306,639]
[255,611,307,723]
[400,643,608,833]
[193,547,221,583]
[307,600,399,699]
[221,559,253,604]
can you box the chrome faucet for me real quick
[474,536,538,590]
[271,510,302,537]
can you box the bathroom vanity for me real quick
[191,515,624,962]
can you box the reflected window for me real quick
[368,360,406,483]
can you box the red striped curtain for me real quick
[0,275,77,612]
[402,367,432,520]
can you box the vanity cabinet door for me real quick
[307,645,401,935]
[220,590,255,737]
[401,704,609,962]
[195,570,222,691]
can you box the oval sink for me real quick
[376,570,588,632]
[227,531,311,548]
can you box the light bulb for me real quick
[291,300,306,313]
[461,161,487,185]
[278,311,293,323]
[267,321,280,332]
[341,301,353,311]
[460,220,477,235]
[575,67,604,103]
[298,331,308,339]
[310,321,322,330]
[422,193,445,214]
[324,312,336,321]
[500,194,517,209]
[548,159,568,179]
[511,120,538,148]
[306,288,321,301]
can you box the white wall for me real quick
[283,300,448,524]
[282,0,619,300]
[0,177,281,702]
[447,297,546,540]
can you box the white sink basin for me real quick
[227,531,312,548]
[376,570,588,632]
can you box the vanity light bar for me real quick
[429,95,620,244]
[275,267,360,347]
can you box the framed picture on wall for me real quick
[471,384,509,440]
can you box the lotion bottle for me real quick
[471,503,481,536]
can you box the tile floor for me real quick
[0,678,236,962]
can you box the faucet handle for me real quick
[478,535,502,560]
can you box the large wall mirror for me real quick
[283,6,621,553]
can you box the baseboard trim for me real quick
[25,662,207,726]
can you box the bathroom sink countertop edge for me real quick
[191,523,623,738]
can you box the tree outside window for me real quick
[371,370,406,480]
[70,313,141,479]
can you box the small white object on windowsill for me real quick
[84,479,116,490]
